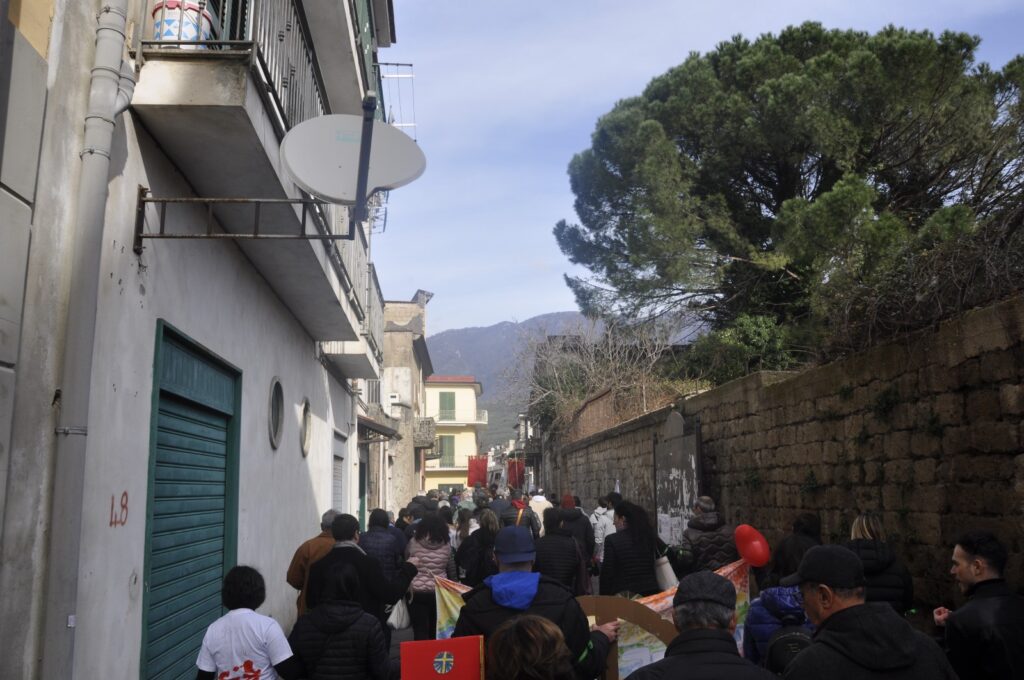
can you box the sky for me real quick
[371,0,1024,334]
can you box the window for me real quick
[438,392,455,421]
[300,398,312,457]
[438,435,455,467]
[268,377,284,449]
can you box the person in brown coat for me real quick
[287,509,338,615]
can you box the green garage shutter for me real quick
[143,329,239,680]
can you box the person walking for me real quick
[456,508,500,587]
[286,509,338,616]
[626,571,775,680]
[529,489,554,537]
[560,494,596,564]
[844,512,913,614]
[933,531,1024,680]
[358,508,405,584]
[407,513,457,640]
[674,496,738,574]
[501,488,540,538]
[600,501,661,597]
[533,508,583,593]
[782,545,957,680]
[487,616,576,680]
[453,526,619,680]
[288,562,389,680]
[590,495,616,564]
[761,512,821,588]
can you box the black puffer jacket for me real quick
[534,530,581,591]
[600,531,659,597]
[844,539,913,613]
[562,509,596,561]
[625,629,776,680]
[288,600,389,680]
[359,526,404,583]
[783,603,958,680]
[455,528,498,587]
[500,502,540,537]
[677,512,738,573]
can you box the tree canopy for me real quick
[555,22,1023,373]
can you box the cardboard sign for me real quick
[400,635,484,680]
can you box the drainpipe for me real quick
[40,1,133,677]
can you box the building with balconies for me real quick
[0,1,419,677]
[424,375,488,494]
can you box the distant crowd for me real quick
[192,484,1024,680]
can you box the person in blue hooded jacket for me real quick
[743,582,814,665]
[453,526,619,680]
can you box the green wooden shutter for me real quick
[439,392,455,421]
[439,435,455,467]
[143,328,239,680]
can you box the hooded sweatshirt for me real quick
[845,539,913,613]
[453,573,610,680]
[288,600,389,680]
[783,603,958,680]
[744,584,813,665]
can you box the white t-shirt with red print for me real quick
[196,608,293,680]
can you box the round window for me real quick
[300,398,312,457]
[268,377,284,450]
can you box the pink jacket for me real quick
[407,537,455,592]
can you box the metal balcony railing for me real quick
[366,264,385,362]
[476,410,489,424]
[140,0,330,135]
[364,379,381,405]
[438,409,456,422]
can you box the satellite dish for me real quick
[280,114,426,204]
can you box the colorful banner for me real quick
[467,455,488,487]
[507,459,525,489]
[435,576,472,639]
[400,635,484,679]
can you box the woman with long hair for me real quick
[455,508,500,586]
[845,511,913,613]
[486,615,575,680]
[599,501,661,597]
[407,513,457,640]
[454,507,477,550]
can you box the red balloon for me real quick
[735,524,771,567]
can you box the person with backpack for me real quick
[744,533,816,671]
[625,571,775,679]
[456,509,500,586]
[500,488,540,538]
[288,562,390,680]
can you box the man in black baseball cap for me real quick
[626,570,774,679]
[453,526,617,679]
[783,545,958,679]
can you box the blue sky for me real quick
[372,0,1023,334]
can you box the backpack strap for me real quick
[515,508,524,526]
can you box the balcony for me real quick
[435,410,489,427]
[322,262,385,379]
[130,0,390,342]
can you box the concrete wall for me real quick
[547,295,1024,607]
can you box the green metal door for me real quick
[142,325,240,679]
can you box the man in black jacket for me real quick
[933,531,1024,680]
[499,488,540,538]
[306,514,418,646]
[626,570,774,679]
[783,545,958,680]
[674,496,739,574]
[453,526,617,679]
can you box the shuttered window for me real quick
[438,392,455,421]
[333,454,345,510]
[438,435,455,467]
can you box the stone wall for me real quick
[546,295,1024,607]
[682,295,1024,605]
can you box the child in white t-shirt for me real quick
[196,566,301,680]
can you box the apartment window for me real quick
[438,435,455,467]
[438,392,456,421]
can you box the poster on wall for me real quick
[654,412,701,544]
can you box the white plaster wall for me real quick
[426,384,479,421]
[69,116,357,677]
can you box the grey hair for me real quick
[321,508,339,530]
[673,600,734,631]
[694,496,716,513]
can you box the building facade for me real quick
[379,290,435,510]
[424,375,488,493]
[0,1,417,677]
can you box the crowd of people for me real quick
[193,485,1024,680]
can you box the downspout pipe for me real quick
[40,2,133,676]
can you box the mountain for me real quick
[426,311,590,449]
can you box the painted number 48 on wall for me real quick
[109,491,128,527]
